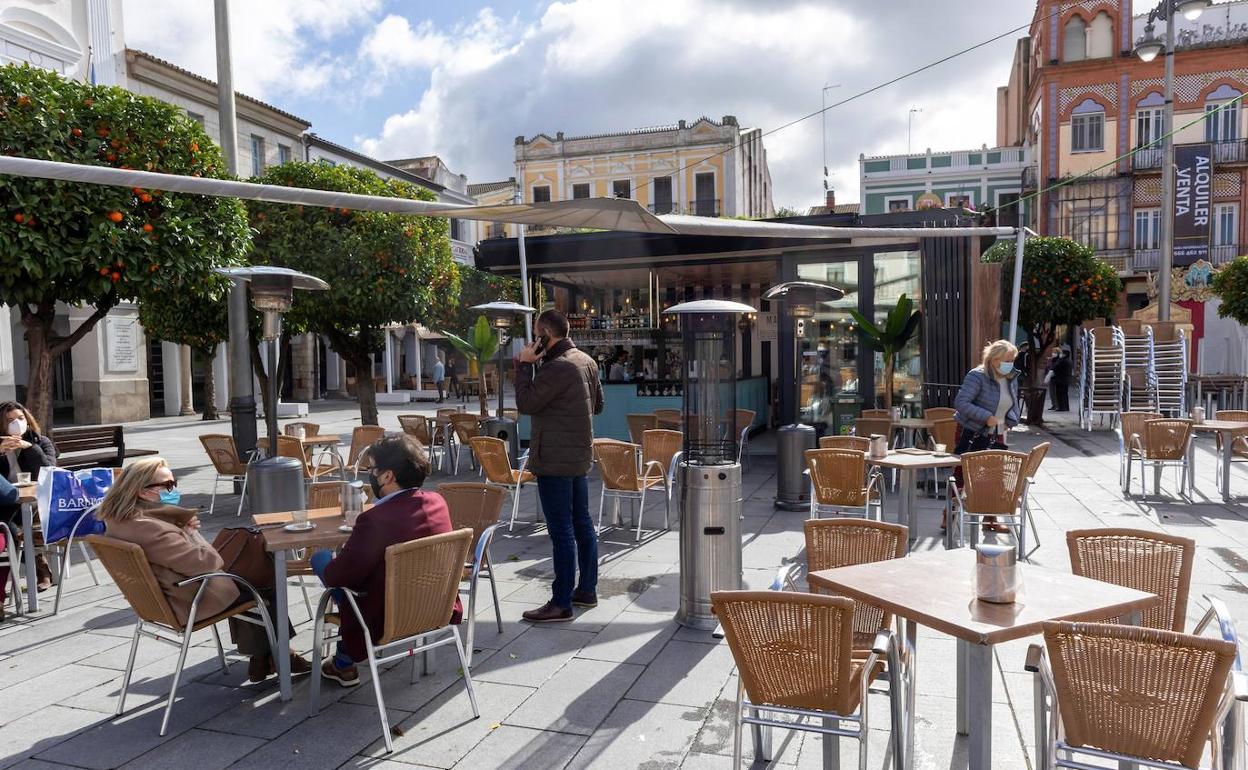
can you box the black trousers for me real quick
[225,587,294,658]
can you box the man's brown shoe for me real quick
[571,591,598,608]
[522,601,573,623]
[321,659,360,687]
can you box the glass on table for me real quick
[291,509,309,526]
[16,472,31,485]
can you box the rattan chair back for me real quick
[596,441,643,492]
[805,448,870,507]
[728,409,756,435]
[86,535,179,629]
[627,414,659,445]
[1120,411,1163,447]
[960,450,1029,516]
[284,421,320,437]
[468,437,515,485]
[308,482,343,510]
[804,519,906,640]
[1142,419,1192,460]
[379,529,473,645]
[397,415,432,445]
[853,417,892,440]
[1215,410,1248,422]
[1042,620,1236,767]
[861,409,890,418]
[924,407,956,421]
[641,430,682,476]
[819,435,870,452]
[654,408,682,428]
[435,408,462,419]
[449,414,482,444]
[274,435,312,477]
[712,590,858,715]
[199,434,247,475]
[929,418,957,449]
[439,482,506,555]
[1025,441,1052,480]
[1066,528,1195,632]
[348,426,387,470]
[1215,410,1248,458]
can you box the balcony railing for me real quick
[648,201,678,215]
[1130,244,1242,273]
[646,199,722,217]
[1021,165,1038,190]
[1132,139,1247,171]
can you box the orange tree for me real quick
[248,161,458,425]
[983,236,1120,389]
[0,64,249,428]
[1212,255,1248,325]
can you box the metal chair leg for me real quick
[78,542,100,585]
[208,474,220,516]
[452,627,480,719]
[116,623,142,715]
[159,627,195,736]
[465,567,480,666]
[363,642,393,753]
[211,625,229,673]
[485,559,503,633]
[236,473,249,517]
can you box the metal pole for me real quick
[216,0,256,458]
[515,187,532,342]
[1009,228,1026,341]
[1157,5,1176,322]
[496,332,505,418]
[266,326,280,448]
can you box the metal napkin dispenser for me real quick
[868,434,889,459]
[342,480,366,516]
[974,543,1021,604]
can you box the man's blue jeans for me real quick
[309,550,354,667]
[536,475,597,610]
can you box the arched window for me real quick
[1071,98,1105,153]
[1088,12,1113,58]
[1136,91,1165,150]
[1063,16,1088,62]
[1205,83,1243,144]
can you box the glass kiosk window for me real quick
[796,262,860,435]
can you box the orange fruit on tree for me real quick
[70,128,82,137]
[142,223,153,232]
[110,272,121,282]
[12,213,24,224]
[139,193,152,203]
[189,142,199,153]
[106,211,123,223]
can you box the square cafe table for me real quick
[1187,419,1248,503]
[257,508,353,701]
[809,549,1159,769]
[865,450,962,548]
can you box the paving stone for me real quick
[448,725,584,769]
[506,657,644,735]
[567,699,703,769]
[624,639,736,709]
[341,647,499,714]
[0,664,118,726]
[578,610,678,665]
[229,701,408,770]
[117,728,265,769]
[0,706,106,770]
[471,627,594,689]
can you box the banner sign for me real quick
[1173,143,1213,266]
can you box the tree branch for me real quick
[49,301,115,358]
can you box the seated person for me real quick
[98,457,310,682]
[312,434,459,687]
[0,401,57,591]
[0,474,19,621]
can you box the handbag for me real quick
[211,526,275,590]
[36,467,111,543]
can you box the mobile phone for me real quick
[535,334,550,353]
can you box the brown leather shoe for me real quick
[571,591,598,608]
[35,554,52,593]
[321,659,360,687]
[248,655,273,683]
[290,653,312,676]
[522,601,573,623]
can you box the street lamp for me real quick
[1134,0,1209,322]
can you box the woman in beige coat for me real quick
[97,458,310,682]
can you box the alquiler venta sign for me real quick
[1173,143,1213,266]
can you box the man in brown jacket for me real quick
[515,309,604,622]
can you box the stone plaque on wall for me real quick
[105,317,139,373]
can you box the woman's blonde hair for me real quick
[97,457,167,523]
[981,339,1019,371]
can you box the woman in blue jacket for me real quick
[950,339,1021,530]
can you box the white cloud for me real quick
[360,15,451,74]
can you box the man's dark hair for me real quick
[365,434,430,489]
[537,309,569,339]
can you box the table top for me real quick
[866,450,963,470]
[808,549,1160,646]
[16,483,35,503]
[1192,420,1248,433]
[894,418,934,429]
[258,435,342,448]
[252,505,363,527]
[259,512,352,553]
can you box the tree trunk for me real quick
[250,337,268,401]
[200,345,219,421]
[22,311,55,431]
[477,363,489,417]
[355,355,379,425]
[882,353,895,410]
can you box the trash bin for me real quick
[480,417,520,465]
[676,462,742,630]
[246,457,306,514]
[832,393,863,436]
[774,423,816,511]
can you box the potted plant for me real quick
[442,316,498,417]
[848,294,921,410]
[982,236,1121,424]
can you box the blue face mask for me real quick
[997,361,1015,376]
[159,488,182,505]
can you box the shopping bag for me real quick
[35,467,111,543]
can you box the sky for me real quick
[121,0,1038,210]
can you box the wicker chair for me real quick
[86,535,276,737]
[727,409,757,471]
[1,521,22,617]
[654,408,682,430]
[860,409,891,418]
[1025,621,1243,770]
[1117,410,1162,488]
[820,435,871,451]
[802,519,908,650]
[923,418,959,494]
[853,417,892,440]
[1066,528,1195,632]
[398,414,444,470]
[595,439,667,541]
[1214,410,1248,492]
[947,450,1033,559]
[468,436,536,532]
[641,429,682,522]
[448,414,483,475]
[711,590,903,770]
[275,435,339,483]
[347,425,387,477]
[924,407,956,422]
[627,414,659,445]
[1019,441,1051,545]
[438,482,506,664]
[283,421,320,437]
[199,434,253,516]
[307,481,343,510]
[805,448,882,521]
[1124,418,1193,500]
[310,529,477,754]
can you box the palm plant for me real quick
[848,294,921,410]
[442,316,498,417]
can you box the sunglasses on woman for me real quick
[145,479,178,492]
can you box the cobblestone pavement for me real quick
[2,400,1247,769]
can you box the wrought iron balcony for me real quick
[647,201,678,215]
[1132,139,1247,171]
[690,198,721,217]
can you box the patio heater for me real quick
[218,266,329,515]
[762,281,844,511]
[471,300,536,463]
[664,298,757,630]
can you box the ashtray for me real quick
[338,525,353,533]
[284,522,315,532]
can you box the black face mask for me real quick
[368,470,386,499]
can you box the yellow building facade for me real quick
[514,115,773,220]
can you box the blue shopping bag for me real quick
[35,467,111,543]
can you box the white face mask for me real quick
[7,419,26,437]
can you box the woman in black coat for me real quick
[0,401,57,591]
